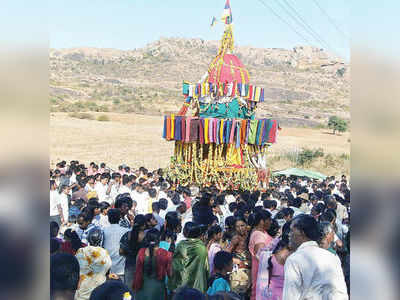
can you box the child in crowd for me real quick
[207,251,233,295]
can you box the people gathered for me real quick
[50,160,350,300]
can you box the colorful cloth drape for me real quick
[163,116,278,145]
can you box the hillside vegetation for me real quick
[50,37,349,128]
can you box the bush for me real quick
[97,114,110,122]
[327,116,348,134]
[297,148,324,166]
[68,112,94,120]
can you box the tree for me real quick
[327,116,347,134]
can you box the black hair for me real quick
[122,175,130,185]
[148,188,157,198]
[289,197,302,208]
[87,199,100,215]
[199,192,212,206]
[115,195,133,210]
[107,208,121,224]
[228,202,238,213]
[267,219,280,237]
[292,214,321,242]
[50,180,56,189]
[213,250,233,271]
[100,201,110,212]
[144,213,154,224]
[128,214,146,252]
[64,229,83,252]
[50,238,60,254]
[87,228,103,246]
[50,221,60,238]
[160,230,177,244]
[282,207,294,218]
[158,198,168,210]
[78,210,94,223]
[246,210,271,247]
[171,193,181,205]
[58,184,68,194]
[152,202,160,212]
[216,194,225,205]
[173,287,206,300]
[207,225,222,243]
[89,280,132,300]
[111,172,121,180]
[184,222,207,239]
[267,238,289,288]
[263,200,277,210]
[319,210,336,223]
[143,228,160,276]
[50,253,80,297]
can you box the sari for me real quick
[168,238,209,293]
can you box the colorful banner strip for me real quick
[183,81,265,102]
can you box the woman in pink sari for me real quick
[256,238,291,300]
[248,210,273,300]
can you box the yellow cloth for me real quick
[87,191,97,200]
[226,144,241,165]
[205,118,209,144]
[171,114,175,139]
[75,246,112,300]
[255,87,260,102]
[148,197,153,213]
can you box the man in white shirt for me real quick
[283,214,348,300]
[279,179,289,193]
[95,173,112,203]
[109,173,122,204]
[50,180,64,226]
[131,184,149,215]
[102,209,130,282]
[117,175,132,197]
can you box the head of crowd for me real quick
[50,160,350,300]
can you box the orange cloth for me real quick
[166,117,171,140]
[241,119,247,144]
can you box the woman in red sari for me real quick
[133,229,172,300]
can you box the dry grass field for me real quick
[50,112,350,175]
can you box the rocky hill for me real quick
[50,37,349,127]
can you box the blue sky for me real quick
[48,0,350,59]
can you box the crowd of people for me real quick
[50,160,350,300]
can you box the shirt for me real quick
[153,212,165,231]
[336,202,348,222]
[76,223,103,245]
[95,182,108,202]
[109,183,121,202]
[50,190,60,216]
[71,188,88,202]
[99,214,110,228]
[282,241,348,300]
[131,191,149,215]
[102,224,130,275]
[58,193,69,223]
[207,277,231,295]
[119,216,131,229]
[117,185,132,197]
